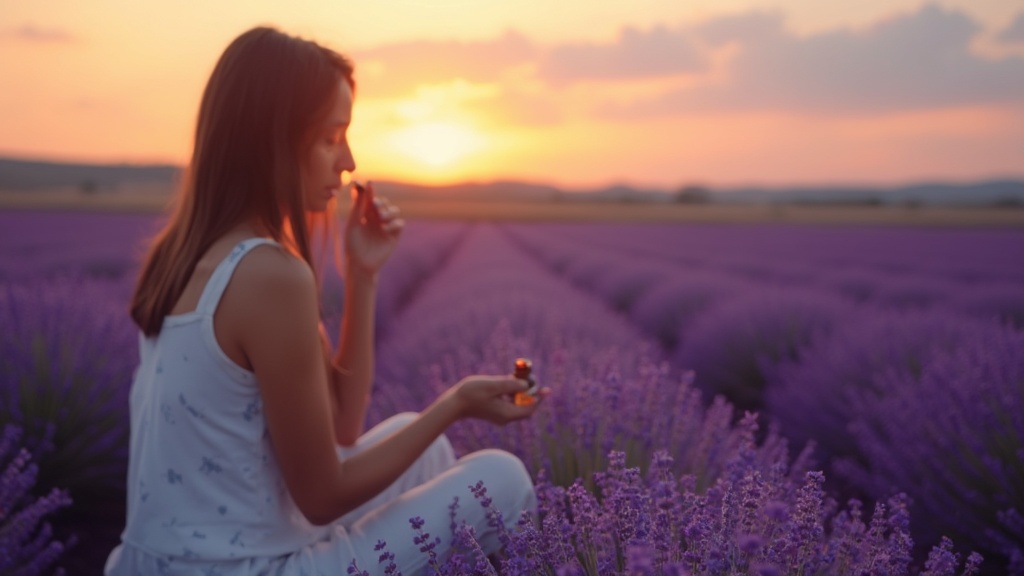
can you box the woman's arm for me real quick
[235,249,538,525]
[327,264,377,446]
[327,183,402,446]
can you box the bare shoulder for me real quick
[218,244,319,350]
[227,244,316,305]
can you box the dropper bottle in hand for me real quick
[513,358,538,406]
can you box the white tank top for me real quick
[121,238,330,561]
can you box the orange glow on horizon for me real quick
[387,121,487,169]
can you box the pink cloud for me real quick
[2,24,77,43]
[352,30,535,97]
[351,4,1024,123]
[538,24,707,84]
[601,4,1024,116]
[997,12,1024,44]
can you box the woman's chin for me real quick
[305,196,335,213]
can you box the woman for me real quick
[105,26,544,575]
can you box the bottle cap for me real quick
[514,358,532,379]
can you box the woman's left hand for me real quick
[343,181,404,274]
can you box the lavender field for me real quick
[2,209,1023,575]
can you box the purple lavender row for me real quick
[355,440,982,575]
[0,210,163,281]
[373,221,470,341]
[756,306,1024,571]
[0,212,1007,569]
[373,223,767,487]
[372,223,655,434]
[499,224,1023,570]
[0,424,73,575]
[363,224,987,574]
[0,276,137,573]
[0,209,471,341]
[678,291,1024,568]
[503,222,1024,332]
[316,220,472,346]
[833,320,1024,573]
[502,224,862,412]
[303,218,476,343]
[502,223,1023,413]
[493,449,984,575]
[508,222,1024,285]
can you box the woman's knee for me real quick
[337,412,441,459]
[458,449,536,514]
[367,412,455,475]
[461,449,529,477]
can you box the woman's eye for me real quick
[326,130,345,146]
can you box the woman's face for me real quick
[301,80,356,213]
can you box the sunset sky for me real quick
[1,0,1023,189]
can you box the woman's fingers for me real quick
[358,190,403,236]
[346,182,368,228]
[348,181,399,229]
[455,375,546,424]
[381,218,405,236]
[375,198,401,223]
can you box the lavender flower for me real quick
[0,424,73,575]
[921,537,983,576]
[409,515,443,573]
[764,308,994,466]
[0,277,136,573]
[489,447,982,575]
[346,559,371,576]
[446,523,497,575]
[373,538,402,576]
[840,324,1024,572]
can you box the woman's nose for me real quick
[337,144,356,174]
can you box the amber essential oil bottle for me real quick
[513,358,537,406]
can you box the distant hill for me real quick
[713,180,1024,207]
[373,179,563,202]
[381,179,1024,207]
[0,157,180,192]
[1,155,1022,207]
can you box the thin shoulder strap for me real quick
[196,237,280,316]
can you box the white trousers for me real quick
[105,413,536,576]
[312,412,537,574]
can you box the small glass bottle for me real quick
[513,357,538,406]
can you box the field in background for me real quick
[3,187,1024,226]
[2,208,1023,574]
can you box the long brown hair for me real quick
[131,26,354,336]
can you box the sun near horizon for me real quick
[354,120,492,186]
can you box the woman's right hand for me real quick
[445,375,547,425]
[343,181,404,275]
